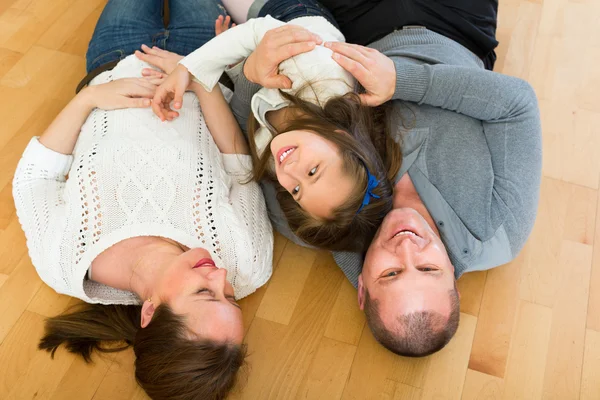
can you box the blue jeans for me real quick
[86,0,226,73]
[256,0,338,28]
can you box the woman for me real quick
[12,1,272,399]
[152,0,403,252]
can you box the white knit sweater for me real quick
[180,15,355,155]
[13,55,273,305]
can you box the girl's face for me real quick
[269,130,355,219]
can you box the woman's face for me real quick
[154,248,244,344]
[269,130,355,219]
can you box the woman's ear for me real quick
[140,299,156,328]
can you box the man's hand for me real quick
[244,25,322,89]
[325,42,396,106]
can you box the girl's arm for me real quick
[190,82,249,155]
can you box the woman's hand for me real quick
[244,25,322,89]
[325,42,396,106]
[82,76,164,110]
[135,44,183,75]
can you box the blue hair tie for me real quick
[357,167,380,213]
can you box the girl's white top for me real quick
[180,15,355,155]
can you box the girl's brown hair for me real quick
[39,303,246,400]
[249,92,402,252]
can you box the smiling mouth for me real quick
[391,229,421,240]
[277,146,296,165]
[193,258,216,268]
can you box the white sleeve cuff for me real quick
[23,137,73,176]
[222,154,253,175]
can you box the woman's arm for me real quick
[190,82,250,155]
[40,77,162,154]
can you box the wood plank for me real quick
[324,277,365,346]
[0,216,28,275]
[469,256,521,378]
[0,47,22,80]
[36,0,106,51]
[0,0,73,53]
[461,370,504,400]
[580,329,600,400]
[586,192,600,331]
[0,182,15,230]
[0,257,42,344]
[0,311,46,398]
[296,337,356,400]
[50,354,112,400]
[27,283,74,318]
[502,301,553,400]
[92,349,145,400]
[520,178,597,308]
[420,313,477,400]
[542,241,593,400]
[254,244,317,325]
[340,324,402,400]
[456,271,487,317]
[235,255,343,399]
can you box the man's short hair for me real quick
[364,287,460,357]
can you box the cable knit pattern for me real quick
[13,55,273,305]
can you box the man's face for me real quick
[358,208,457,326]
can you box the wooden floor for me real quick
[0,0,599,399]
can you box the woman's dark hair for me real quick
[39,303,246,400]
[249,91,403,252]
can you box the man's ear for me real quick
[357,274,366,311]
[140,299,156,328]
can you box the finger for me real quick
[128,97,152,108]
[232,23,236,28]
[264,74,293,89]
[269,26,322,46]
[135,50,163,69]
[331,52,370,82]
[152,89,168,120]
[173,86,185,110]
[358,93,381,107]
[141,68,164,78]
[273,41,316,63]
[143,76,165,86]
[215,16,223,35]
[224,15,231,27]
[325,42,371,66]
[141,44,159,56]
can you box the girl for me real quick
[151,0,403,252]
[12,1,272,399]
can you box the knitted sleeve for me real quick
[221,154,273,299]
[13,138,73,293]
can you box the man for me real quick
[223,0,543,357]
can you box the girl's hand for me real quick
[135,44,184,76]
[244,25,322,89]
[325,42,396,106]
[151,64,191,121]
[215,15,235,35]
[82,76,164,111]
